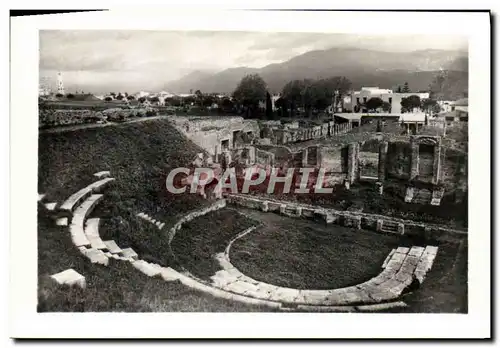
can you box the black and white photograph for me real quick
[9,8,491,339]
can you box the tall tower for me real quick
[57,72,65,95]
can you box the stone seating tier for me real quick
[60,178,115,213]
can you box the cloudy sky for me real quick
[39,30,468,94]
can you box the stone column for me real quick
[432,143,441,184]
[378,141,389,182]
[302,147,309,167]
[214,145,219,163]
[347,143,359,184]
[406,123,409,135]
[248,146,256,165]
[409,138,419,180]
[317,147,323,168]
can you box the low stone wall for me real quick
[166,200,227,243]
[225,194,466,242]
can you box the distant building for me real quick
[57,72,65,95]
[136,91,150,98]
[350,87,430,114]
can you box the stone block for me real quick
[38,193,46,202]
[408,246,425,258]
[279,204,287,215]
[84,248,109,266]
[269,287,301,303]
[376,219,383,232]
[397,223,405,235]
[104,252,112,258]
[404,187,414,203]
[103,240,122,254]
[225,280,260,295]
[93,171,111,179]
[161,267,181,281]
[56,217,68,226]
[260,201,269,212]
[395,247,410,254]
[85,218,100,237]
[44,202,57,211]
[300,290,331,305]
[356,301,407,312]
[132,260,162,277]
[267,202,281,212]
[367,290,395,302]
[70,224,91,247]
[121,247,139,260]
[382,249,396,268]
[50,268,86,289]
[88,236,107,250]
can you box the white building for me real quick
[57,72,65,95]
[350,87,429,114]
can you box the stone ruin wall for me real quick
[170,116,261,156]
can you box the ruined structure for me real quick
[169,116,260,157]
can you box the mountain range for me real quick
[164,47,468,99]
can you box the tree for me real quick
[401,95,421,113]
[365,97,384,111]
[55,93,63,98]
[282,79,306,117]
[194,90,204,107]
[402,82,410,93]
[138,97,146,103]
[265,92,273,119]
[66,93,75,99]
[300,79,317,118]
[149,96,160,104]
[204,95,215,107]
[323,76,352,111]
[126,95,135,100]
[382,101,392,113]
[232,74,267,119]
[421,98,438,114]
[110,92,116,98]
[116,93,124,101]
[396,86,402,93]
[104,96,113,102]
[221,97,234,111]
[274,97,288,117]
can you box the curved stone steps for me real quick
[69,194,103,247]
[60,177,115,213]
[207,225,439,306]
[55,177,422,312]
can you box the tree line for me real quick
[231,74,442,119]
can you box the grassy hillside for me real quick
[38,119,255,311]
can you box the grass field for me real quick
[170,208,256,279]
[230,209,412,289]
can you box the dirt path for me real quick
[39,115,170,134]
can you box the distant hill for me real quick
[165,47,468,99]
